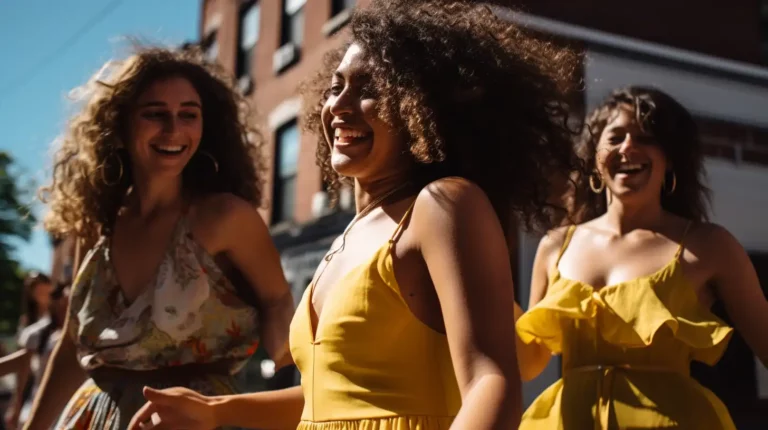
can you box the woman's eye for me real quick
[330,84,344,96]
[142,111,169,120]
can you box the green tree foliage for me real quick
[0,151,36,336]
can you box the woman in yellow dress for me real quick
[128,1,583,429]
[515,87,768,429]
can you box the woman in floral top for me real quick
[24,46,294,430]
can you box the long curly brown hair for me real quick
[41,46,265,242]
[575,87,711,222]
[303,0,584,235]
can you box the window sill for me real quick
[273,43,301,75]
[322,8,352,37]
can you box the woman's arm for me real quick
[128,385,304,430]
[216,196,295,368]
[1,349,31,430]
[515,231,564,381]
[22,239,90,430]
[22,322,87,430]
[0,349,30,377]
[706,224,768,366]
[195,195,295,367]
[415,178,522,429]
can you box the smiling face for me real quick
[320,43,410,183]
[125,76,203,180]
[595,104,668,203]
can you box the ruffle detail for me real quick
[516,263,733,365]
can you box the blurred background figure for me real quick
[0,274,63,430]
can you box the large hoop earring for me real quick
[589,172,605,193]
[100,152,124,186]
[198,150,219,174]
[664,171,677,195]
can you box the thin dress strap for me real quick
[389,199,418,247]
[674,220,694,260]
[554,225,577,267]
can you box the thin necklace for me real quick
[323,182,412,263]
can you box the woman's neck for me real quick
[129,172,185,219]
[603,195,665,234]
[354,174,413,213]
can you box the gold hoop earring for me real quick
[100,152,124,186]
[198,150,219,174]
[664,171,677,195]
[589,172,605,193]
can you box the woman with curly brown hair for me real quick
[515,87,768,429]
[22,46,294,430]
[129,1,582,429]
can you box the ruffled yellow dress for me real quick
[289,202,461,430]
[517,224,736,429]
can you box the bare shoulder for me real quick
[413,177,493,222]
[686,221,744,258]
[188,193,267,251]
[192,193,262,226]
[538,225,571,256]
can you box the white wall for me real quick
[584,49,768,128]
[706,159,768,251]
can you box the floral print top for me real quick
[67,216,260,373]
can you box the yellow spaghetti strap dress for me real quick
[289,202,461,430]
[517,224,737,429]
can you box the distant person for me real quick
[23,46,294,430]
[15,273,53,341]
[515,87,768,429]
[1,281,69,430]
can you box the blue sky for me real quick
[0,0,200,272]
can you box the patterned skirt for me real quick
[56,362,243,430]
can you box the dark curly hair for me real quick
[303,0,584,235]
[41,45,265,241]
[575,86,711,222]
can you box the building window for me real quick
[237,1,260,81]
[273,120,300,223]
[331,0,356,16]
[696,117,768,166]
[201,30,219,63]
[282,0,306,47]
[324,0,355,36]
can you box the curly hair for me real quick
[302,0,584,235]
[575,86,711,222]
[41,45,265,241]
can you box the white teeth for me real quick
[617,163,644,173]
[334,128,369,139]
[153,145,184,154]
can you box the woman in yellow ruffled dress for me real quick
[515,87,768,429]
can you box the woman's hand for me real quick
[128,387,218,430]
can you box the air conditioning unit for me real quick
[311,191,330,218]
